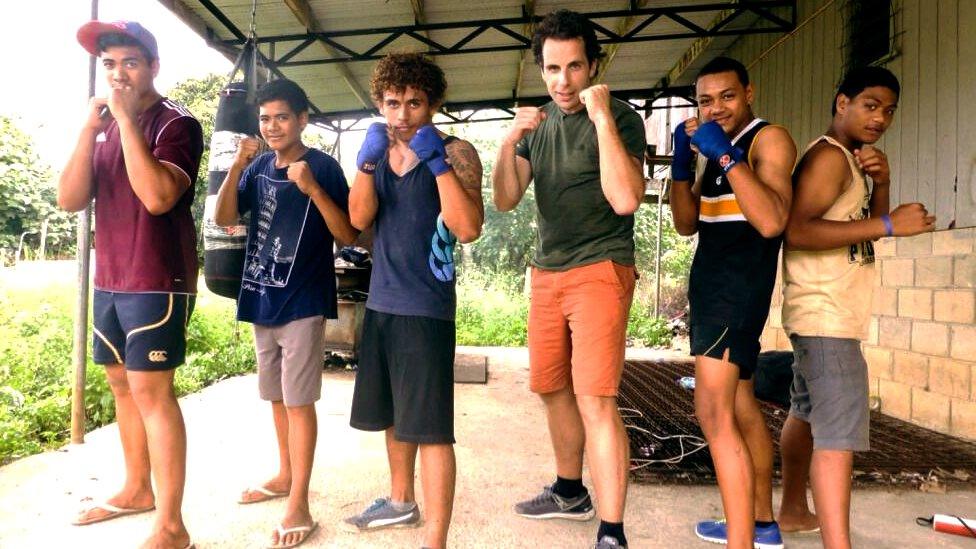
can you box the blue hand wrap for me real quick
[357,122,389,174]
[691,120,745,173]
[409,125,452,176]
[671,121,694,181]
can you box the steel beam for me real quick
[283,0,372,108]
[309,85,695,126]
[221,1,795,68]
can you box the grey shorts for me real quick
[789,335,870,451]
[253,316,325,407]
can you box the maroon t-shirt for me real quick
[92,98,203,293]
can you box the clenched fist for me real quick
[855,146,890,185]
[232,136,262,170]
[579,84,612,124]
[889,202,935,237]
[287,160,319,197]
[504,106,545,146]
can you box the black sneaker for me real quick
[513,484,596,521]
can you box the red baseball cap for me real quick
[77,20,159,60]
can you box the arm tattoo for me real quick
[446,140,484,193]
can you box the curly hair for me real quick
[531,9,604,69]
[369,52,447,106]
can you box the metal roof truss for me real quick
[215,1,795,67]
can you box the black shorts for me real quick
[92,290,195,371]
[350,309,456,444]
[689,323,760,380]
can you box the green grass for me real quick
[455,268,673,348]
[0,262,672,464]
[0,269,254,464]
[456,270,529,346]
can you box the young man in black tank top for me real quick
[346,53,484,549]
[669,57,796,549]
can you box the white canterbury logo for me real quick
[148,350,168,362]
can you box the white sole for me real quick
[515,508,596,522]
[695,531,728,545]
[339,518,422,533]
[694,531,784,549]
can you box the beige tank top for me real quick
[782,135,876,340]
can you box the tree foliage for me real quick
[446,119,693,320]
[165,73,225,234]
[0,116,75,264]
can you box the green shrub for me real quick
[627,300,673,347]
[0,278,255,464]
[456,267,673,348]
[177,298,254,396]
[456,270,529,346]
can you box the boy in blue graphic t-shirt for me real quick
[214,78,357,549]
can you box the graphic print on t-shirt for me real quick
[243,175,310,288]
[848,200,876,266]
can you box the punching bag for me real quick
[202,81,259,299]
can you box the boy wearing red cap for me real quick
[59,20,202,549]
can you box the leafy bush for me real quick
[627,301,673,347]
[177,296,254,395]
[0,278,254,464]
[455,267,673,348]
[0,116,76,264]
[456,270,528,346]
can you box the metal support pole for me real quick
[71,0,98,444]
[39,218,48,261]
[654,97,671,318]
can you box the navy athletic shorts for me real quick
[92,290,195,371]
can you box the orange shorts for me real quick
[528,260,636,397]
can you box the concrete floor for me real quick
[0,347,973,548]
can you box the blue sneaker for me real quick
[695,519,784,549]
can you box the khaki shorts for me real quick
[789,335,870,451]
[528,260,636,397]
[253,316,325,407]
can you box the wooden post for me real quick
[71,0,98,444]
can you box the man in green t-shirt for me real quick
[490,9,646,549]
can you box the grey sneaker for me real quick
[595,535,627,548]
[342,497,421,532]
[513,484,596,521]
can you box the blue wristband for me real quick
[880,214,894,237]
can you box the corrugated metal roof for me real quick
[160,0,795,127]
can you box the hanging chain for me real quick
[248,0,258,41]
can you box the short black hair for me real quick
[256,79,310,114]
[532,9,604,70]
[696,56,749,87]
[832,66,900,115]
[97,33,155,63]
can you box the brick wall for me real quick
[761,227,976,440]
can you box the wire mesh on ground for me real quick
[620,360,976,486]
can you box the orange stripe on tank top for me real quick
[700,199,743,217]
